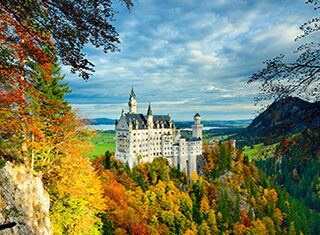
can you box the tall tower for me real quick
[128,88,137,113]
[147,103,153,128]
[192,113,203,139]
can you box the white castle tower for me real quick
[128,88,137,114]
[192,113,203,139]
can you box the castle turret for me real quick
[192,113,203,139]
[128,88,138,113]
[147,103,153,128]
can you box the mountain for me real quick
[175,119,251,128]
[83,118,116,125]
[236,97,320,145]
[84,118,252,128]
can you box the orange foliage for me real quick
[241,209,252,228]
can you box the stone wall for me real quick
[0,162,51,235]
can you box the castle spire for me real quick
[147,102,153,128]
[128,88,138,114]
[147,102,152,116]
[130,88,136,99]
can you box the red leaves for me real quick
[241,209,252,228]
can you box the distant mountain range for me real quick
[83,117,252,128]
[83,118,116,125]
[175,120,251,128]
[236,97,320,144]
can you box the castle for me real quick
[115,89,203,176]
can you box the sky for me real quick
[63,0,317,121]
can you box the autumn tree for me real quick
[48,152,106,234]
[0,0,135,161]
[0,0,133,80]
[103,150,112,169]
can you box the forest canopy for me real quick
[0,0,133,80]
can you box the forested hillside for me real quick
[256,129,320,212]
[235,97,320,234]
[91,141,320,234]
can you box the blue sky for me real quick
[64,0,316,121]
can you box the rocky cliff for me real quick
[0,162,51,234]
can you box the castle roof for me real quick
[178,136,201,142]
[124,113,171,129]
[186,137,201,142]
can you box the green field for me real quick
[180,128,242,144]
[242,143,278,160]
[88,129,265,159]
[88,131,116,158]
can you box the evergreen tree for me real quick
[32,60,72,112]
[103,151,111,169]
[288,221,297,235]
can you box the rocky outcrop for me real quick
[196,155,207,176]
[0,162,50,235]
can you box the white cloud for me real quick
[64,0,317,120]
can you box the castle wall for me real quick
[116,127,176,168]
[115,125,202,175]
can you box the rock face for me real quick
[0,162,51,234]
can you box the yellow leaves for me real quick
[49,154,106,234]
[274,208,283,226]
[262,188,278,208]
[184,229,197,235]
[200,196,210,217]
[190,171,199,182]
[237,185,241,193]
[178,193,193,219]
[198,221,210,235]
[262,217,276,235]
[232,222,247,235]
[250,197,256,207]
[247,219,267,233]
[285,200,290,209]
[207,209,218,233]
[144,190,157,206]
[150,214,159,226]
[161,211,175,227]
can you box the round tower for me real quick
[128,88,137,113]
[192,113,203,139]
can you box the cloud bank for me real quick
[64,0,316,120]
